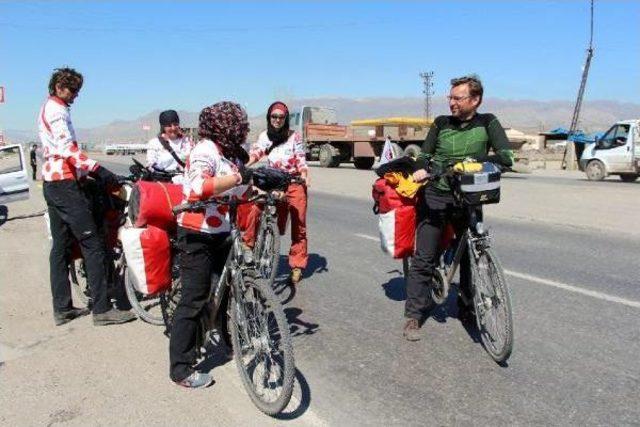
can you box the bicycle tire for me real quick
[470,245,514,363]
[402,256,411,280]
[255,221,281,287]
[228,269,295,415]
[160,260,183,335]
[123,261,164,325]
[69,259,91,306]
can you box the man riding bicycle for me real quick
[403,74,514,341]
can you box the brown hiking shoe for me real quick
[403,318,421,341]
[290,268,303,285]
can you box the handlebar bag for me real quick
[453,162,501,205]
[119,226,171,295]
[372,177,417,259]
[128,181,183,230]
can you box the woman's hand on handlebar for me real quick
[270,190,286,201]
[412,168,431,183]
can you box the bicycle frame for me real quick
[433,205,490,306]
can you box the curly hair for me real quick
[198,101,250,162]
[48,67,83,96]
[450,74,483,103]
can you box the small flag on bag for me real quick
[379,137,395,166]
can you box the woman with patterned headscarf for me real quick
[244,101,310,285]
[169,101,253,389]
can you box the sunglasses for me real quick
[270,114,286,120]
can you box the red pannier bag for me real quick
[119,226,172,295]
[128,181,183,230]
[372,177,417,259]
[236,201,254,233]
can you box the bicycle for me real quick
[119,160,183,325]
[65,160,182,325]
[166,194,295,415]
[402,162,514,363]
[252,171,306,287]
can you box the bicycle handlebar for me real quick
[172,194,263,216]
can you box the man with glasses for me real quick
[403,74,514,341]
[39,67,135,326]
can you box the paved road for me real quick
[105,158,640,424]
[2,160,638,425]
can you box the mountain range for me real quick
[4,97,640,146]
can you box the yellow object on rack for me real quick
[453,162,483,173]
[383,172,424,198]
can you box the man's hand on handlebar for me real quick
[412,168,431,183]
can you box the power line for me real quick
[419,71,434,120]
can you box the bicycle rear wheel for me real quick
[255,221,281,287]
[470,246,514,363]
[160,259,183,335]
[229,270,295,415]
[123,261,164,325]
[69,259,91,306]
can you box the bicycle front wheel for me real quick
[229,270,295,415]
[470,246,514,363]
[255,221,281,287]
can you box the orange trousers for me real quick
[242,183,308,269]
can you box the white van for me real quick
[0,144,30,203]
[580,119,640,182]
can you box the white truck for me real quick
[580,119,640,182]
[0,144,29,204]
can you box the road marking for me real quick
[504,270,640,309]
[354,233,640,309]
[354,233,378,242]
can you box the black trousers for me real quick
[31,163,37,180]
[169,227,230,382]
[43,180,111,314]
[405,188,472,320]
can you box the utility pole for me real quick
[562,0,595,170]
[419,71,434,121]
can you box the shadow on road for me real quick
[273,253,328,305]
[381,276,406,301]
[285,307,320,338]
[196,335,233,373]
[380,270,485,348]
[274,368,313,420]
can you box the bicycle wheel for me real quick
[160,260,183,335]
[69,259,91,306]
[469,245,514,363]
[402,256,411,279]
[228,270,295,415]
[255,221,281,287]
[123,260,164,325]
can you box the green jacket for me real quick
[418,113,514,191]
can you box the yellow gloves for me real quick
[383,172,424,198]
[453,162,483,173]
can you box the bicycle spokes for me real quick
[472,246,513,362]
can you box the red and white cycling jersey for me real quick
[37,96,98,181]
[250,131,307,176]
[177,139,248,234]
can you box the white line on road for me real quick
[354,233,379,242]
[354,233,640,309]
[504,270,640,309]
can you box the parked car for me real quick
[580,119,640,182]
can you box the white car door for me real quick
[596,124,631,173]
[0,144,30,203]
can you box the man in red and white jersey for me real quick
[38,67,135,326]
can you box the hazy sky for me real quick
[1,0,638,130]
